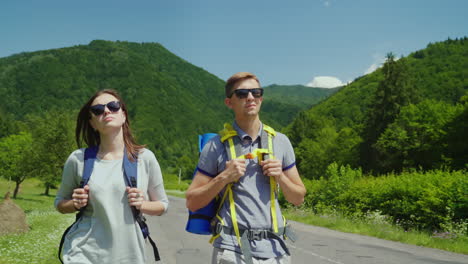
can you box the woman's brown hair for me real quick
[76,89,144,161]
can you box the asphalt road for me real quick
[145,196,467,264]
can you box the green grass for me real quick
[0,175,189,264]
[0,178,75,264]
[284,208,468,255]
[163,171,190,198]
[166,190,186,198]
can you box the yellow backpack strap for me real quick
[266,129,279,233]
[219,123,240,160]
[219,123,238,143]
[263,124,277,137]
[258,124,279,233]
[227,184,242,246]
[209,183,230,244]
[210,123,243,245]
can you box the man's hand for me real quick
[261,159,283,181]
[224,159,246,183]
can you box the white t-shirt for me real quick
[55,148,168,264]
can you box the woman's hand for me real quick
[126,187,145,210]
[72,185,90,210]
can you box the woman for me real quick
[55,89,169,263]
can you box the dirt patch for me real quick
[0,192,29,235]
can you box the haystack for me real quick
[0,192,29,235]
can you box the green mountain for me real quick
[265,84,339,108]
[262,84,340,128]
[0,40,333,174]
[0,40,230,169]
[286,37,468,179]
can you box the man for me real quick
[186,72,306,264]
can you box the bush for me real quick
[301,165,468,233]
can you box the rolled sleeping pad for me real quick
[186,200,216,235]
[198,133,218,153]
[186,133,218,235]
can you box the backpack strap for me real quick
[59,147,161,263]
[259,127,280,233]
[220,123,242,160]
[210,123,288,264]
[122,149,161,262]
[59,146,98,264]
[81,146,98,187]
[122,151,138,188]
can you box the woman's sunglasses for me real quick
[90,101,121,116]
[229,88,264,99]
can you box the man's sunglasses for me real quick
[90,101,121,116]
[229,88,264,99]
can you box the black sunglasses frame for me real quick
[90,101,121,116]
[229,88,264,99]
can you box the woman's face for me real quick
[89,93,126,134]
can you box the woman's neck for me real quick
[98,129,125,160]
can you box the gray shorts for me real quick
[211,248,291,264]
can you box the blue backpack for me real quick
[58,146,160,263]
[185,133,218,235]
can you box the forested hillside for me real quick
[0,40,230,172]
[0,40,332,181]
[286,37,468,179]
[263,84,339,127]
[265,84,339,108]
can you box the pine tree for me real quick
[360,53,416,174]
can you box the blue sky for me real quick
[1,0,467,87]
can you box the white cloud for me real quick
[364,53,384,75]
[364,53,400,75]
[364,63,380,75]
[306,76,344,88]
[322,0,332,7]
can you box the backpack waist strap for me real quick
[213,222,296,264]
[214,222,297,242]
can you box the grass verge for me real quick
[0,175,188,264]
[283,208,468,255]
[0,179,74,264]
[163,171,189,198]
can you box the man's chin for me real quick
[244,110,259,117]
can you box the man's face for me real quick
[225,78,263,118]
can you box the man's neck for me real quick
[235,116,261,139]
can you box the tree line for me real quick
[287,37,468,179]
[0,111,75,198]
[281,38,468,234]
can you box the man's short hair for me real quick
[225,72,261,98]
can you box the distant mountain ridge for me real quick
[265,84,340,108]
[261,84,340,128]
[0,40,333,170]
[262,84,340,128]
